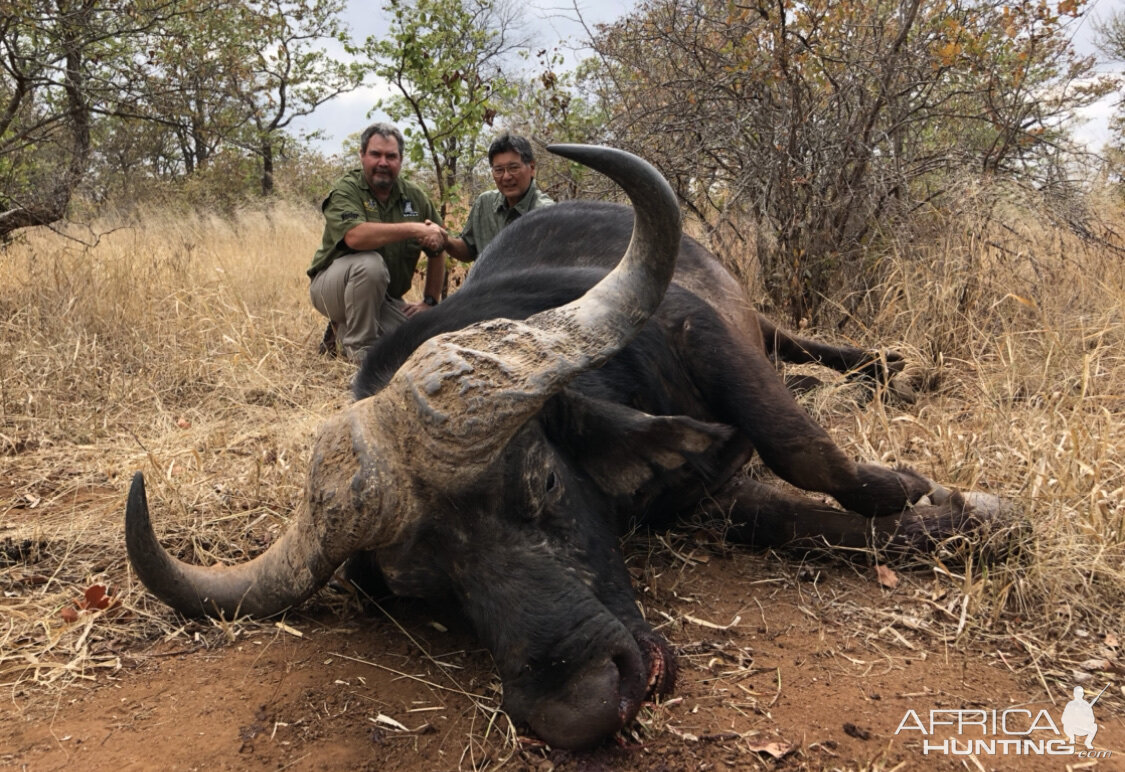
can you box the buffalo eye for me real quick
[526,468,562,521]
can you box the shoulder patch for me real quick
[341,211,359,221]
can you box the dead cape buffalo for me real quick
[125,145,1005,750]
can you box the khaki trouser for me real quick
[309,251,408,361]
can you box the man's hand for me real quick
[418,220,446,253]
[434,219,472,262]
[402,301,435,318]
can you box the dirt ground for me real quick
[3,543,1122,772]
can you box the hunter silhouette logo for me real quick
[1062,685,1105,749]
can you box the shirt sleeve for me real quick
[457,199,481,259]
[320,188,366,253]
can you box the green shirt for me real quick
[459,180,554,260]
[307,170,442,299]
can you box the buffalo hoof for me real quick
[848,349,909,404]
[884,484,1026,560]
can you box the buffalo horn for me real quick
[381,145,683,484]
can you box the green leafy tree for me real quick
[129,0,362,196]
[227,0,364,195]
[0,0,193,237]
[365,0,528,216]
[126,3,253,177]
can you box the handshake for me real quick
[414,218,473,265]
[419,219,448,254]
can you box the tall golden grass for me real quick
[0,189,1121,707]
[1,203,353,686]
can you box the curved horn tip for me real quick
[546,143,647,172]
[546,144,678,217]
[546,142,594,158]
[126,471,151,530]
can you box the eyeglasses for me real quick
[491,163,525,177]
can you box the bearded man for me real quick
[308,122,446,361]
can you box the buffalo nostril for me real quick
[612,648,647,717]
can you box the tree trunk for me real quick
[0,0,92,239]
[261,139,275,196]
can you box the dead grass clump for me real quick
[760,180,1125,702]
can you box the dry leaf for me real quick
[82,584,113,610]
[875,564,899,589]
[63,584,120,620]
[1106,633,1119,648]
[746,740,793,759]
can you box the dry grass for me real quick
[1,187,1123,742]
[766,180,1125,705]
[1,202,353,690]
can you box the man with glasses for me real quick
[441,131,554,263]
[308,122,446,361]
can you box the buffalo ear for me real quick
[543,390,736,497]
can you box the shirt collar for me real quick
[493,180,542,215]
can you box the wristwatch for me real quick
[423,294,438,307]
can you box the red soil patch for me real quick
[3,553,1121,771]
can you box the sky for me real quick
[294,0,1124,158]
[291,0,638,155]
[1070,0,1123,152]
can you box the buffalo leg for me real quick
[705,475,991,556]
[680,313,930,517]
[758,315,904,385]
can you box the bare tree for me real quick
[1,0,138,236]
[588,0,1106,322]
[1,0,361,236]
[226,0,364,196]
